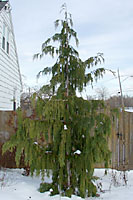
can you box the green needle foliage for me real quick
[3,4,113,198]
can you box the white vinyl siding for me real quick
[0,3,22,110]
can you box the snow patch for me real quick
[0,168,132,199]
[74,150,81,155]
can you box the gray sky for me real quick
[9,0,133,98]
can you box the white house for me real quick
[0,0,22,111]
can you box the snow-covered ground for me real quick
[0,168,133,200]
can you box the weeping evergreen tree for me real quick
[3,4,112,198]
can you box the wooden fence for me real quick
[0,111,17,167]
[0,110,133,170]
[109,110,133,170]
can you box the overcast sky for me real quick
[9,0,133,98]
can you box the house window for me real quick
[2,23,10,54]
[6,29,9,54]
[2,23,6,50]
[2,36,5,50]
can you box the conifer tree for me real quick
[3,4,112,198]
